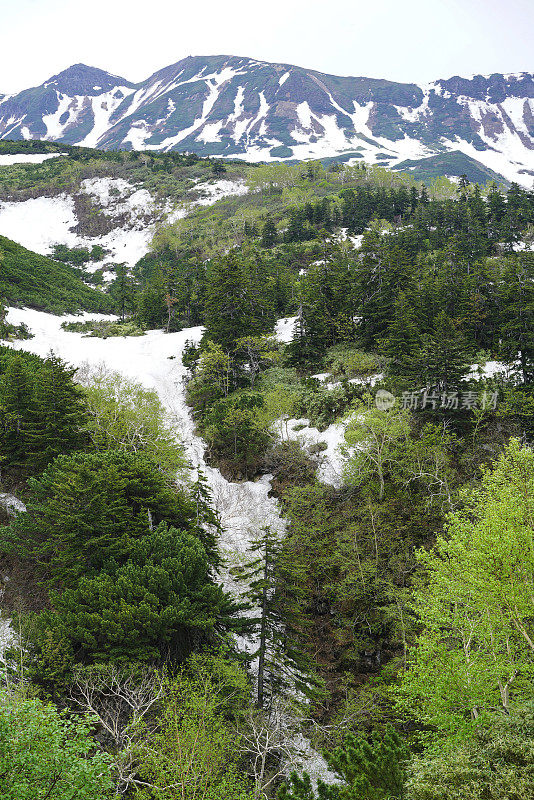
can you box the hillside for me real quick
[0,234,113,312]
[0,57,532,186]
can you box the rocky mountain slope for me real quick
[0,57,532,185]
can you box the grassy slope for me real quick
[393,150,509,187]
[0,235,113,313]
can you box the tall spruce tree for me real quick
[24,353,88,472]
[205,252,255,351]
[0,353,33,469]
[380,292,421,382]
[233,526,316,709]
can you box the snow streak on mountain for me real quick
[0,56,533,185]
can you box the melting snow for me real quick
[0,152,64,165]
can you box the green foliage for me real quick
[133,653,254,800]
[399,439,534,729]
[0,690,113,799]
[325,344,381,380]
[406,703,534,800]
[81,367,188,480]
[280,725,408,800]
[0,234,113,313]
[0,350,88,476]
[233,526,318,708]
[5,449,198,586]
[203,393,272,478]
[205,251,274,350]
[61,318,145,337]
[38,522,237,665]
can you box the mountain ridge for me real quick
[1,55,532,186]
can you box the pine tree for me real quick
[0,353,34,468]
[261,216,278,248]
[498,253,534,383]
[24,353,88,472]
[9,449,198,587]
[279,725,408,800]
[416,311,471,394]
[380,292,421,382]
[205,252,255,351]
[108,263,137,321]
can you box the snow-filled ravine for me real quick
[0,177,249,271]
[2,306,335,783]
[4,308,284,564]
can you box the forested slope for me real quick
[0,234,113,313]
[0,148,533,799]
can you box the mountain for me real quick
[0,56,533,186]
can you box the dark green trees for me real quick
[205,253,257,351]
[0,350,87,477]
[25,353,88,472]
[0,353,33,468]
[47,523,237,663]
[205,251,273,351]
[498,252,534,383]
[4,449,240,678]
[279,726,408,800]
[9,449,197,586]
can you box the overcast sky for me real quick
[1,0,532,94]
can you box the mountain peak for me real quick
[43,63,134,95]
[0,56,532,187]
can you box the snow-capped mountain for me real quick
[1,56,533,185]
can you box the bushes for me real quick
[264,441,317,491]
[80,367,188,481]
[37,523,237,665]
[325,344,382,380]
[61,319,145,337]
[0,690,114,799]
[203,394,272,479]
[406,704,534,800]
[5,449,198,585]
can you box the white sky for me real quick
[1,0,532,94]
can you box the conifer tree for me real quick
[415,311,471,393]
[24,353,88,472]
[498,253,534,383]
[205,252,255,351]
[261,216,278,248]
[233,527,315,709]
[8,449,198,587]
[279,725,407,800]
[0,353,33,468]
[380,292,421,382]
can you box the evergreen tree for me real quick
[108,263,137,320]
[233,527,315,708]
[205,252,256,351]
[24,353,88,472]
[0,353,33,469]
[261,216,278,248]
[415,311,471,394]
[279,725,408,800]
[498,253,534,383]
[7,449,198,587]
[40,522,239,664]
[380,292,421,382]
